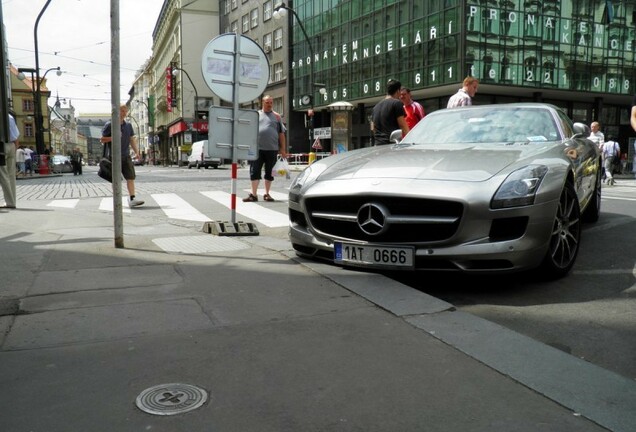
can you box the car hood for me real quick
[317,143,555,182]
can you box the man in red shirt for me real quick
[399,87,426,130]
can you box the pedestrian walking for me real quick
[243,95,287,202]
[0,110,19,209]
[371,79,409,145]
[23,145,34,176]
[15,145,26,178]
[447,76,479,108]
[602,136,620,186]
[100,104,144,207]
[71,147,83,175]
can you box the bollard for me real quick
[308,152,316,165]
[39,155,50,175]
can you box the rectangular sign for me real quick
[166,67,173,113]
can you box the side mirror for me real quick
[572,122,590,139]
[390,129,402,143]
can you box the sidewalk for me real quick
[0,198,634,431]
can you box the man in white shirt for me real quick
[602,136,620,186]
[23,145,34,176]
[588,121,604,149]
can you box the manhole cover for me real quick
[136,383,208,416]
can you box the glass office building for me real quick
[285,0,634,154]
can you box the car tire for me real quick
[538,182,581,279]
[581,164,601,223]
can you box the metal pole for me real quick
[276,3,318,151]
[110,0,124,248]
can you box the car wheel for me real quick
[538,182,581,279]
[581,165,601,223]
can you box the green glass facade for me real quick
[285,0,634,153]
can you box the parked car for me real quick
[132,156,143,166]
[288,103,602,280]
[51,155,73,173]
[187,140,221,169]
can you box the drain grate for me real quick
[136,383,208,416]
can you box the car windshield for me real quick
[405,107,561,144]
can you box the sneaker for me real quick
[129,197,145,207]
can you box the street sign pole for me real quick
[200,33,270,236]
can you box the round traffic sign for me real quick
[201,33,270,104]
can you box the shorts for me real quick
[122,155,136,180]
[249,150,278,182]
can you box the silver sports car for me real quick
[288,103,602,279]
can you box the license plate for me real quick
[334,242,414,269]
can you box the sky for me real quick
[3,0,165,115]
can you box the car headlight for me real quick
[289,163,329,202]
[491,165,548,209]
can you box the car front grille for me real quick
[305,196,463,243]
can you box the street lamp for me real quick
[18,66,62,152]
[34,0,54,155]
[171,65,201,143]
[171,66,198,121]
[273,2,326,149]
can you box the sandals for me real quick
[242,193,258,202]
[243,193,275,202]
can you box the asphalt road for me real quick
[388,178,636,382]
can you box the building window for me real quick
[22,99,34,113]
[273,97,284,117]
[274,62,284,81]
[242,14,249,33]
[524,56,538,83]
[263,32,272,51]
[224,0,230,15]
[231,20,238,34]
[274,27,283,49]
[263,1,272,21]
[231,0,237,10]
[24,122,34,137]
[250,8,258,29]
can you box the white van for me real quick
[187,140,222,169]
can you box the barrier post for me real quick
[39,155,50,175]
[308,152,316,165]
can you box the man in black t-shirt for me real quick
[371,79,410,145]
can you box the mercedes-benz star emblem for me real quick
[357,203,390,235]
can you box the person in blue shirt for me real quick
[100,104,144,207]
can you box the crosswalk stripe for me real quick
[152,193,211,222]
[48,199,80,208]
[99,197,132,213]
[200,191,289,227]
